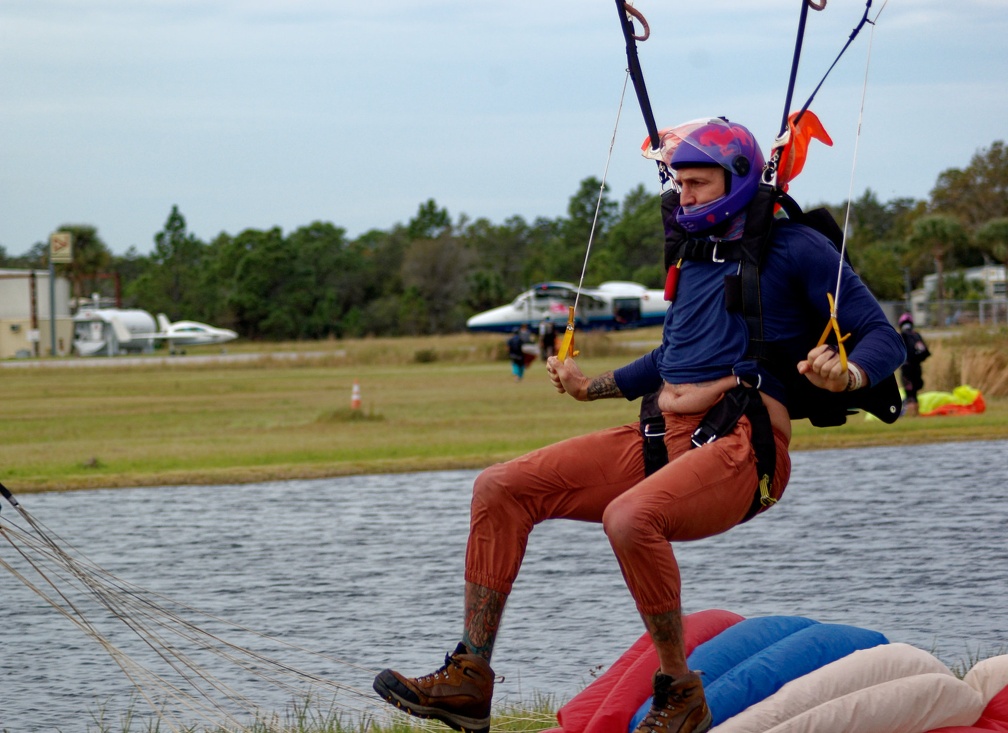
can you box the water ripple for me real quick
[1,439,1006,731]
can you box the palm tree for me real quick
[976,218,1008,273]
[905,215,968,324]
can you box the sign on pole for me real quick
[50,231,73,264]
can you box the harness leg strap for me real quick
[690,384,777,523]
[740,388,778,522]
[639,390,668,477]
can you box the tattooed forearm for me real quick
[586,371,622,401]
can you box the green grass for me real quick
[3,327,1007,493]
[85,693,560,733]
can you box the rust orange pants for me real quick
[464,411,791,616]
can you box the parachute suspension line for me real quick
[818,0,888,370]
[767,0,827,186]
[0,481,408,731]
[559,1,668,361]
[794,0,873,127]
[769,0,873,187]
[556,59,631,361]
[833,0,888,304]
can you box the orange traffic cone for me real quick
[351,379,362,410]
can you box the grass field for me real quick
[2,327,1006,493]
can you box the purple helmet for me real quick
[898,312,913,328]
[668,117,765,233]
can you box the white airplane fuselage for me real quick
[154,315,238,346]
[466,281,668,333]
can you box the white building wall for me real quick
[0,269,73,357]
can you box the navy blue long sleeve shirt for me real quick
[613,220,906,411]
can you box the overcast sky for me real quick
[1,1,1005,256]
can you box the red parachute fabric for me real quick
[926,684,1008,732]
[541,609,743,733]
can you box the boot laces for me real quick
[416,651,461,684]
[639,690,690,731]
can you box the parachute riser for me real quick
[1,480,20,509]
[615,0,671,188]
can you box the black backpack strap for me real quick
[737,186,779,363]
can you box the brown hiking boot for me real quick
[373,643,495,733]
[633,670,711,733]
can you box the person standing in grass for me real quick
[538,316,557,361]
[373,118,905,733]
[507,325,530,382]
[898,312,930,416]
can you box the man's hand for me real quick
[797,344,856,393]
[547,357,623,401]
[546,355,590,400]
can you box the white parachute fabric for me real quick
[964,654,1008,707]
[759,674,981,733]
[711,643,982,733]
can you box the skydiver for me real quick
[372,118,905,733]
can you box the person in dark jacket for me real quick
[538,316,557,360]
[507,325,530,382]
[898,312,930,416]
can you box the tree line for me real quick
[2,141,1006,340]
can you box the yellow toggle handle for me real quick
[816,292,850,371]
[556,306,580,361]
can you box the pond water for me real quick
[1,439,1006,732]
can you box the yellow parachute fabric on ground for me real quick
[918,385,985,417]
[864,384,985,422]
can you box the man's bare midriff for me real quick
[657,376,793,442]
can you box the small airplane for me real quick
[466,281,668,333]
[72,308,237,357]
[150,314,238,349]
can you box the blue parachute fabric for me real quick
[629,616,816,730]
[691,616,820,685]
[628,616,889,731]
[703,622,889,725]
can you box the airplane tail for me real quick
[157,313,172,333]
[109,316,132,343]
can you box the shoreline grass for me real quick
[84,694,562,733]
[4,327,1007,494]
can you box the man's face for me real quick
[676,166,726,207]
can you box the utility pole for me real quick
[49,231,72,356]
